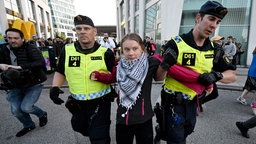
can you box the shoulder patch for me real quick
[223,54,231,64]
[174,36,182,43]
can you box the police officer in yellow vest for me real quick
[156,1,237,143]
[49,15,115,144]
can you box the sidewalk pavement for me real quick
[43,67,249,91]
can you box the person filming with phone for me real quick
[100,33,116,51]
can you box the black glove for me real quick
[160,48,177,70]
[197,71,223,86]
[50,87,64,105]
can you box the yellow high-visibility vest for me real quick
[65,44,111,100]
[164,36,214,100]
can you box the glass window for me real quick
[144,2,161,51]
[4,0,20,12]
[219,0,251,65]
[128,21,131,33]
[26,0,35,20]
[38,6,43,23]
[145,4,157,33]
[135,0,139,12]
[12,0,20,12]
[120,2,125,24]
[127,0,130,17]
[46,12,51,25]
[145,0,152,4]
[134,15,139,33]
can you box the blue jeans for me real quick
[6,84,46,128]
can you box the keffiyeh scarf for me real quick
[117,52,149,111]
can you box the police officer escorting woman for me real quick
[49,15,116,144]
[156,1,237,144]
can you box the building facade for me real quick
[48,0,76,40]
[116,0,256,66]
[0,0,54,41]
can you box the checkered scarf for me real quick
[117,52,148,110]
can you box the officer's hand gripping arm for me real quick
[197,71,223,86]
[160,48,177,70]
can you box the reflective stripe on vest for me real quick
[65,43,111,100]
[164,36,214,100]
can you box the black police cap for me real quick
[74,15,94,27]
[199,1,228,19]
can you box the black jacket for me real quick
[116,57,160,125]
[0,42,47,87]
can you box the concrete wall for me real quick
[161,0,184,40]
[1,0,54,40]
[0,0,8,43]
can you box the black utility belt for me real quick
[162,90,195,105]
[69,96,105,106]
[65,95,104,115]
[164,88,191,100]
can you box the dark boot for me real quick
[39,112,48,127]
[16,124,36,137]
[236,122,249,138]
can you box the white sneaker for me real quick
[236,97,247,105]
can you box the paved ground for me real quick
[1,67,255,144]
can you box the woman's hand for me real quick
[90,71,98,81]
